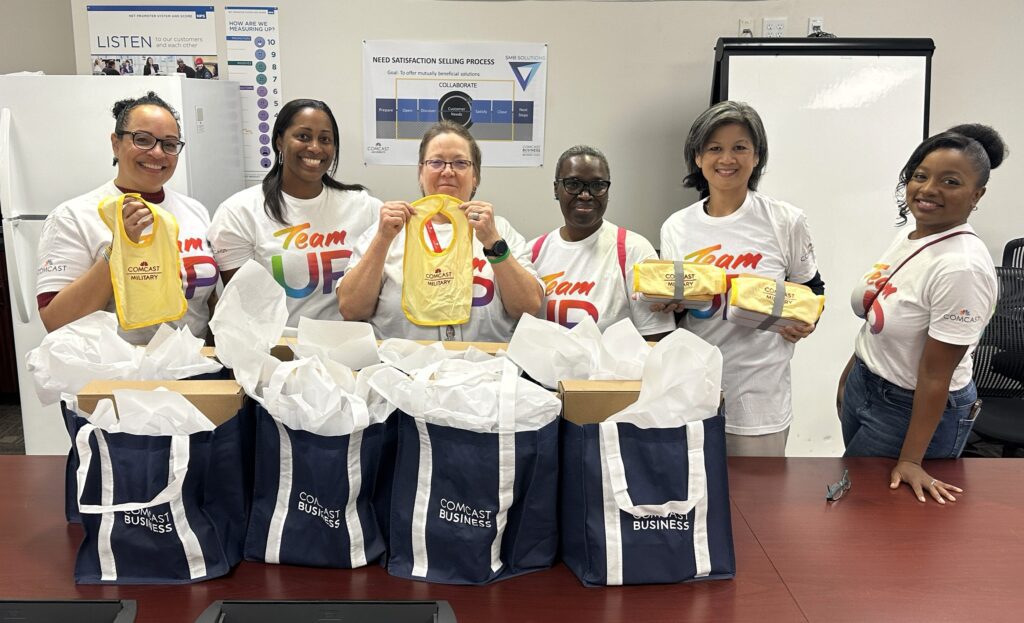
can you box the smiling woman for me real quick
[34,91,219,344]
[208,99,381,326]
[839,124,1008,504]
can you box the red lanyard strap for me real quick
[865,230,976,311]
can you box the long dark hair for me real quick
[894,123,1007,225]
[262,99,366,225]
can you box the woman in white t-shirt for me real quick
[838,124,1005,504]
[36,91,219,345]
[208,99,380,326]
[657,101,824,457]
[338,121,542,342]
[529,145,674,340]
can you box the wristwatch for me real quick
[483,239,509,258]
[100,244,112,263]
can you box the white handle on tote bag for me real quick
[75,423,191,515]
[599,418,707,517]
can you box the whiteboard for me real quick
[726,53,928,456]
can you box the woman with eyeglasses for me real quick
[657,101,825,457]
[338,120,542,341]
[36,91,219,344]
[838,124,1005,503]
[209,99,380,326]
[529,145,674,339]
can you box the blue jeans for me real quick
[841,358,978,458]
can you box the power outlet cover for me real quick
[763,17,787,38]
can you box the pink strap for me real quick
[865,230,977,311]
[531,233,549,263]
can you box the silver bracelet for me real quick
[100,244,112,263]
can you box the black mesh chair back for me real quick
[1003,238,1024,269]
[972,266,1024,398]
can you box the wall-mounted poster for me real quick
[225,6,283,185]
[363,40,548,167]
[86,5,218,79]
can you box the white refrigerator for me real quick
[0,75,245,454]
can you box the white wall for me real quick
[0,0,75,74]
[58,0,1024,454]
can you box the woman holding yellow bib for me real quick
[36,91,218,344]
[657,101,825,457]
[338,121,542,341]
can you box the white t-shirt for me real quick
[208,184,380,326]
[529,221,675,336]
[36,180,218,345]
[660,191,819,435]
[347,215,540,342]
[851,223,996,391]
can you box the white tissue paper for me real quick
[291,317,381,371]
[209,259,288,370]
[506,314,650,389]
[377,338,497,375]
[85,388,216,435]
[26,310,221,406]
[368,357,561,433]
[607,329,723,428]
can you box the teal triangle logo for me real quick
[509,61,542,91]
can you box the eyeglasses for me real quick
[117,130,185,156]
[557,178,611,197]
[422,159,473,172]
[825,469,851,502]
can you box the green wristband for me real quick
[486,247,510,264]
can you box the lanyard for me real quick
[424,220,444,253]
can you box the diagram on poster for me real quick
[363,41,547,167]
[86,5,218,79]
[226,6,282,185]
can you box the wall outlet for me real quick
[808,17,825,35]
[738,18,754,37]
[763,17,787,38]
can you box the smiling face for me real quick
[110,104,179,193]
[695,122,759,196]
[275,107,336,195]
[906,148,986,237]
[555,154,609,238]
[418,132,478,201]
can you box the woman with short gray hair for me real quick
[657,100,825,457]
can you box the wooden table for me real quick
[1,456,1021,622]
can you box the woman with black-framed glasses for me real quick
[528,145,674,340]
[35,90,220,344]
[338,120,543,341]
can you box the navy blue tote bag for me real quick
[371,358,561,585]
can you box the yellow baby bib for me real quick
[727,275,825,328]
[633,260,727,301]
[98,194,187,330]
[402,194,474,327]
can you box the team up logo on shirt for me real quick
[471,257,495,308]
[541,271,599,327]
[861,263,897,334]
[685,244,763,320]
[942,308,984,323]
[271,222,351,298]
[178,237,219,300]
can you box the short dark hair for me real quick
[111,91,180,165]
[895,123,1008,225]
[682,100,768,195]
[418,121,482,184]
[555,145,610,179]
[261,98,366,225]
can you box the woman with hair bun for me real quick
[35,91,218,344]
[838,124,1007,503]
[209,98,381,326]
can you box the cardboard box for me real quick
[558,380,642,425]
[77,380,245,426]
[411,340,506,355]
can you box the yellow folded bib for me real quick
[633,260,726,305]
[402,194,474,327]
[98,194,187,330]
[727,275,824,331]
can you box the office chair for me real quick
[1003,238,1024,268]
[970,266,1024,457]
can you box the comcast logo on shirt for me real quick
[126,260,162,281]
[425,267,454,287]
[37,259,67,274]
[942,308,983,323]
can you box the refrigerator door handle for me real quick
[3,215,46,325]
[0,107,13,218]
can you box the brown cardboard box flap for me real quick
[558,380,642,425]
[77,380,244,426]
[409,340,506,355]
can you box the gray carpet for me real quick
[0,398,25,455]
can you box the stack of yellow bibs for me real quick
[97,194,186,330]
[632,260,727,308]
[402,194,474,327]
[726,275,824,332]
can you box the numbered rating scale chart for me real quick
[225,6,282,184]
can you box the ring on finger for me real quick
[929,478,937,487]
[470,212,480,221]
